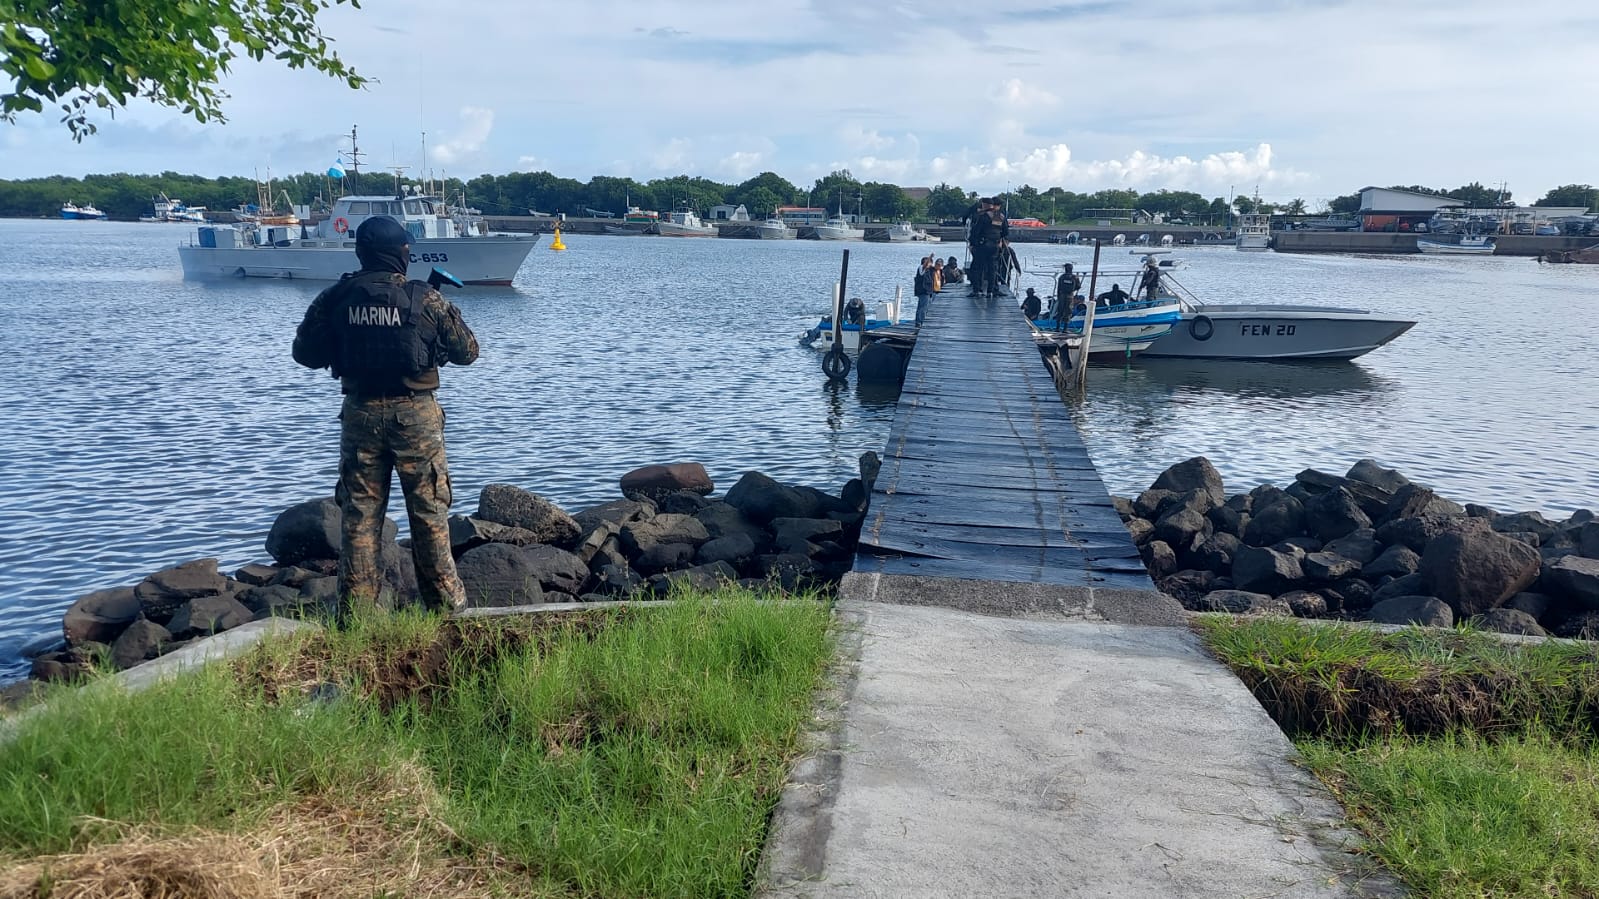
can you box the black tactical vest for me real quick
[327,272,438,391]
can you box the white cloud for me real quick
[991,78,1058,109]
[516,154,543,170]
[954,143,1307,193]
[430,106,494,165]
[839,124,894,153]
[650,137,693,172]
[716,150,765,181]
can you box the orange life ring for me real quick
[333,217,350,234]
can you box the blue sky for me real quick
[3,0,1595,207]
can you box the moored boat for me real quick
[886,221,940,243]
[177,193,538,285]
[1034,296,1182,361]
[800,294,907,353]
[656,208,717,237]
[60,202,108,220]
[1235,213,1271,251]
[758,218,794,239]
[1416,234,1496,255]
[814,215,864,241]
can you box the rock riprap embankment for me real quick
[1116,457,1599,638]
[26,456,878,685]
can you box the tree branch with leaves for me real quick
[1,0,367,140]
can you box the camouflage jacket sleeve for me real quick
[292,286,338,370]
[424,289,479,366]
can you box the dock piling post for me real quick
[1073,240,1103,392]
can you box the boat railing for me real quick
[1159,274,1207,310]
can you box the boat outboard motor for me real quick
[844,296,867,326]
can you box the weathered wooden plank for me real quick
[853,279,1156,598]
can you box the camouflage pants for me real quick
[337,394,466,612]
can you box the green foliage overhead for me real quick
[0,0,367,140]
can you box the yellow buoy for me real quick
[549,225,566,251]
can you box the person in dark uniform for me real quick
[292,216,479,614]
[1021,287,1042,320]
[1097,282,1131,306]
[1053,262,1081,323]
[943,255,964,284]
[913,256,932,325]
[968,199,1008,297]
[1138,258,1162,300]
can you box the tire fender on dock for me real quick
[857,343,907,383]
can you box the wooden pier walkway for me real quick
[853,290,1153,590]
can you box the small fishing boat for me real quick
[1416,234,1496,255]
[800,295,907,353]
[1033,295,1182,362]
[60,202,108,220]
[814,214,864,241]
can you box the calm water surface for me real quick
[1,220,1595,677]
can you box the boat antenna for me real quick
[420,130,429,196]
[346,124,364,175]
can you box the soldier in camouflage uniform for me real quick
[291,216,478,613]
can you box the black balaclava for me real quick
[354,216,411,275]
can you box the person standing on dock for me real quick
[943,256,964,284]
[291,216,479,616]
[1053,263,1082,326]
[914,256,932,325]
[968,199,1007,298]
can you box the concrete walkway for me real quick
[758,575,1402,898]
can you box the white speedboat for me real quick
[886,221,941,243]
[814,215,864,241]
[1236,214,1271,251]
[1416,234,1496,255]
[178,193,538,285]
[1088,255,1417,360]
[656,208,717,238]
[758,218,794,239]
[1141,304,1417,359]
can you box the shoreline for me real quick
[10,449,1597,703]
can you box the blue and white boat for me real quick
[800,294,907,353]
[60,202,107,220]
[1034,295,1183,361]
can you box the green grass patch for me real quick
[0,587,834,898]
[1198,616,1599,899]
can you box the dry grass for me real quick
[0,762,553,899]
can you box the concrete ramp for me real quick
[759,598,1400,898]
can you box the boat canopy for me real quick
[317,194,461,240]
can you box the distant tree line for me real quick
[3,169,1592,223]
